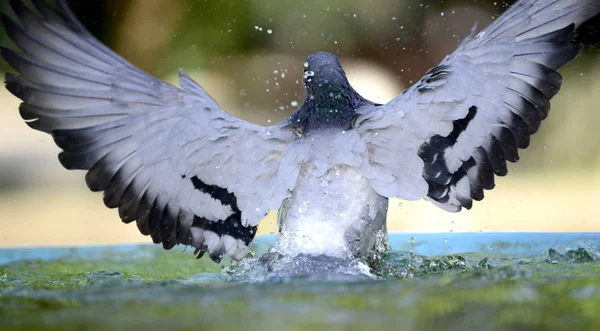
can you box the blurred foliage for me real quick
[1,0,598,89]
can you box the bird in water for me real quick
[2,0,599,265]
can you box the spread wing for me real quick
[1,0,299,261]
[356,0,600,211]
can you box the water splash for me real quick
[222,253,374,283]
[545,248,595,264]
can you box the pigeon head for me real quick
[290,52,370,134]
[302,52,347,87]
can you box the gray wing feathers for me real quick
[357,0,599,212]
[477,0,600,43]
[2,0,296,262]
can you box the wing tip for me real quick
[5,72,25,99]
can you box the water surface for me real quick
[1,233,599,330]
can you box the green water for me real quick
[1,235,599,330]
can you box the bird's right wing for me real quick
[1,0,300,261]
[355,0,600,211]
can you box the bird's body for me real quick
[279,53,388,260]
[276,129,389,260]
[2,0,600,267]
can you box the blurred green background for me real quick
[0,0,598,247]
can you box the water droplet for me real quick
[290,100,298,107]
[303,70,315,79]
[298,201,308,214]
[267,29,273,34]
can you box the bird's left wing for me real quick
[1,0,299,261]
[356,0,600,211]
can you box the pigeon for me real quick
[2,0,599,264]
